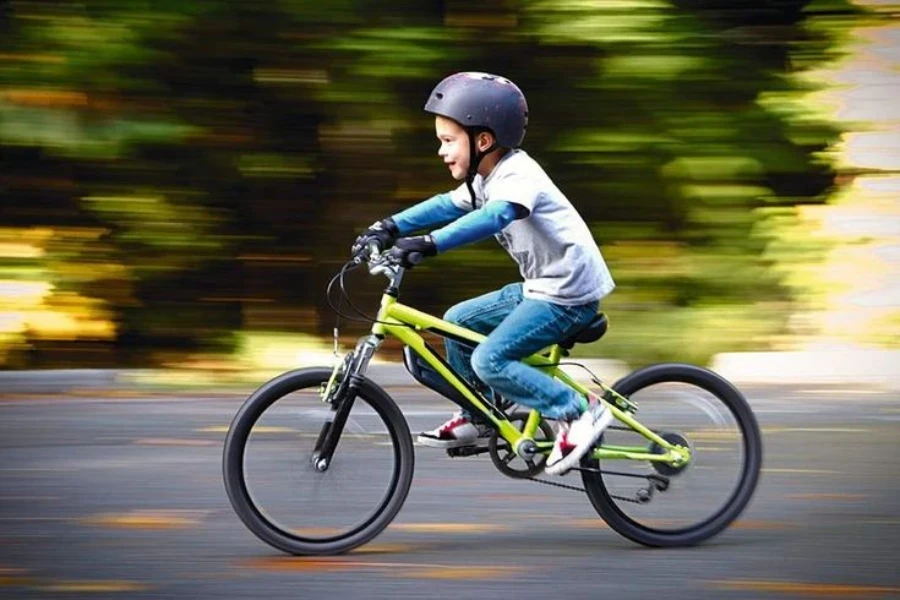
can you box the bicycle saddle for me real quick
[558,312,608,350]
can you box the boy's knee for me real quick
[470,344,499,384]
[443,304,465,326]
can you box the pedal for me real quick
[446,444,491,458]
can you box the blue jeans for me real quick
[443,282,599,421]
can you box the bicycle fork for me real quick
[312,335,382,472]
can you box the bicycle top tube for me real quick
[357,244,571,367]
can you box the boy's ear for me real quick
[476,130,496,152]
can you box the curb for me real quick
[709,350,899,390]
[0,369,138,394]
[0,351,896,395]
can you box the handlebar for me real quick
[352,242,423,274]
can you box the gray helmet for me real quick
[424,72,528,148]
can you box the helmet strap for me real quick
[465,130,498,210]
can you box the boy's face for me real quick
[435,116,469,180]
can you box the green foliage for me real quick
[0,0,860,367]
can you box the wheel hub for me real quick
[649,431,694,476]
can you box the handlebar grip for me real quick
[407,251,424,266]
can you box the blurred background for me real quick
[0,0,897,377]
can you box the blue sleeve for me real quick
[391,193,467,236]
[430,201,522,253]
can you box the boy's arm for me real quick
[430,201,526,252]
[388,200,526,267]
[391,193,467,235]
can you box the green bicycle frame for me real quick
[363,292,691,468]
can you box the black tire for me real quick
[223,367,414,555]
[581,363,762,547]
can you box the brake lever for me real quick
[350,241,379,266]
[366,243,400,277]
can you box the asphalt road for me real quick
[0,383,898,600]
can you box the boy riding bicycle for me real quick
[352,72,616,475]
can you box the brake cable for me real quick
[325,258,415,328]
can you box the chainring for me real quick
[488,412,556,479]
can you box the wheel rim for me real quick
[238,381,403,543]
[587,380,753,535]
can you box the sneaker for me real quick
[417,412,492,449]
[544,402,613,475]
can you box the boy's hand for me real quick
[389,235,437,268]
[351,218,399,257]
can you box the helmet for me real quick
[424,72,528,148]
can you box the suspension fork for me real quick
[312,335,382,472]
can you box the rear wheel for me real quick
[581,363,762,547]
[223,367,414,555]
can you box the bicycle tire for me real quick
[581,363,762,547]
[223,367,415,555]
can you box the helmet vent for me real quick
[435,92,443,99]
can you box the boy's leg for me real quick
[442,282,523,388]
[469,297,598,418]
[469,298,612,474]
[417,283,523,448]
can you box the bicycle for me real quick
[223,244,763,555]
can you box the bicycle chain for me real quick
[519,424,653,504]
[524,474,644,504]
[491,424,653,504]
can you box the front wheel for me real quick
[581,363,762,547]
[223,367,414,555]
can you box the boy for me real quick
[352,72,616,475]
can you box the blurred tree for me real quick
[0,0,859,367]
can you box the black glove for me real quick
[389,235,437,268]
[351,218,399,258]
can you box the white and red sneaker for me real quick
[544,402,613,475]
[417,412,492,449]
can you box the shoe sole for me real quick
[544,409,614,476]
[416,435,491,449]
